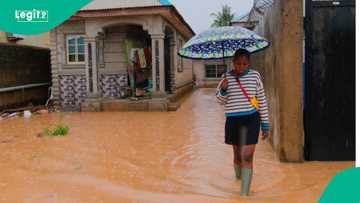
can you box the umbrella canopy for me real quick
[178,26,270,60]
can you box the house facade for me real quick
[50,0,195,111]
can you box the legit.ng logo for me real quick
[15,9,48,23]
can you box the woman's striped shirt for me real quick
[216,69,270,131]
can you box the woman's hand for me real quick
[261,131,269,140]
[221,78,229,90]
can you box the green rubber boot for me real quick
[234,164,241,180]
[240,168,253,196]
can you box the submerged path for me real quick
[0,89,354,202]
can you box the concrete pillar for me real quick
[151,34,166,96]
[97,32,105,69]
[170,34,176,93]
[84,36,99,98]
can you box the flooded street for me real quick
[0,89,354,203]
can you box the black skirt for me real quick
[225,112,260,146]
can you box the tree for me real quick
[210,5,235,27]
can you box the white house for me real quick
[50,0,195,111]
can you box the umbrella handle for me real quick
[222,41,225,65]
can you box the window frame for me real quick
[66,34,85,65]
[205,63,228,79]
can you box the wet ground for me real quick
[0,89,354,203]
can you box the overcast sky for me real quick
[172,0,254,34]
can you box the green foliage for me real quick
[44,124,69,136]
[210,5,236,27]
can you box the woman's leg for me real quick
[232,145,242,179]
[239,144,256,196]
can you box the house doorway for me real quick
[101,24,152,98]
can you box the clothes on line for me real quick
[124,39,152,97]
[139,49,147,68]
[130,48,151,68]
[144,47,152,67]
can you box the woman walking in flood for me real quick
[216,48,270,196]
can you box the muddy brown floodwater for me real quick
[0,89,354,203]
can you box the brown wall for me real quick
[252,0,304,162]
[0,43,51,110]
[174,32,194,90]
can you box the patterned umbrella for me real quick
[178,26,270,60]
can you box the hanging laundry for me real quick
[130,48,137,63]
[134,49,141,69]
[130,49,135,63]
[129,48,140,68]
[124,40,134,66]
[127,64,135,97]
[124,39,151,97]
[144,47,152,66]
[138,49,147,68]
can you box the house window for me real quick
[66,35,85,64]
[205,64,227,78]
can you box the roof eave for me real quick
[68,5,195,39]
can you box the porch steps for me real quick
[81,98,176,112]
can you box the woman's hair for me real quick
[233,48,251,61]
